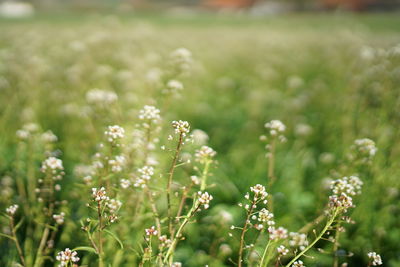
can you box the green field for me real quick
[0,13,399,267]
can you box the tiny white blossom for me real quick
[56,248,79,266]
[86,89,118,105]
[105,125,125,143]
[195,146,217,163]
[198,191,213,209]
[6,204,18,215]
[92,187,109,202]
[368,252,383,266]
[138,105,161,122]
[172,120,190,137]
[277,245,289,256]
[292,260,305,267]
[120,179,131,189]
[53,212,65,224]
[145,226,158,237]
[41,157,63,171]
[264,120,286,137]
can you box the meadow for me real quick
[0,12,399,267]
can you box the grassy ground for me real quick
[0,12,399,266]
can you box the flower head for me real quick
[269,226,288,240]
[41,157,63,171]
[56,248,80,267]
[86,89,118,105]
[172,120,190,137]
[265,120,286,137]
[198,191,213,209]
[53,212,65,225]
[6,204,18,215]
[195,145,216,164]
[138,105,161,122]
[92,187,109,202]
[105,125,125,143]
[292,260,305,267]
[277,245,289,256]
[368,252,383,266]
[250,184,268,201]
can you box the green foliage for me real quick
[0,13,399,266]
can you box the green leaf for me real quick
[104,229,124,249]
[0,232,14,240]
[14,218,25,232]
[73,246,97,254]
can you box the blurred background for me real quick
[0,0,400,18]
[0,0,400,266]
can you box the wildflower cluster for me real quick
[261,120,287,143]
[138,105,161,124]
[86,89,118,106]
[351,138,377,164]
[172,120,190,137]
[105,125,125,145]
[90,187,122,223]
[170,47,192,73]
[329,176,363,212]
[56,248,80,266]
[368,252,383,266]
[6,204,18,216]
[194,145,217,164]
[197,191,213,209]
[134,166,154,188]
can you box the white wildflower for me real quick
[172,120,190,137]
[53,212,65,224]
[368,252,382,266]
[92,187,109,202]
[56,248,79,266]
[264,120,286,137]
[195,145,216,163]
[198,191,213,209]
[6,204,18,215]
[138,105,161,122]
[120,179,131,189]
[105,125,125,143]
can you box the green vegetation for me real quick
[0,13,399,267]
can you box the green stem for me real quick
[200,160,211,191]
[10,217,25,266]
[285,209,339,267]
[164,203,200,264]
[259,240,271,267]
[167,133,184,236]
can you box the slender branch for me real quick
[144,187,162,239]
[10,217,25,266]
[238,199,256,267]
[167,133,184,235]
[267,138,276,212]
[97,201,104,267]
[259,239,272,267]
[164,203,201,264]
[332,221,342,267]
[200,160,211,191]
[285,209,339,267]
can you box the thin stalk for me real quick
[164,203,201,264]
[200,160,211,191]
[10,217,25,266]
[97,201,104,267]
[144,187,162,239]
[167,133,184,235]
[285,209,339,267]
[238,199,256,267]
[332,221,342,267]
[259,240,271,267]
[267,138,276,212]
